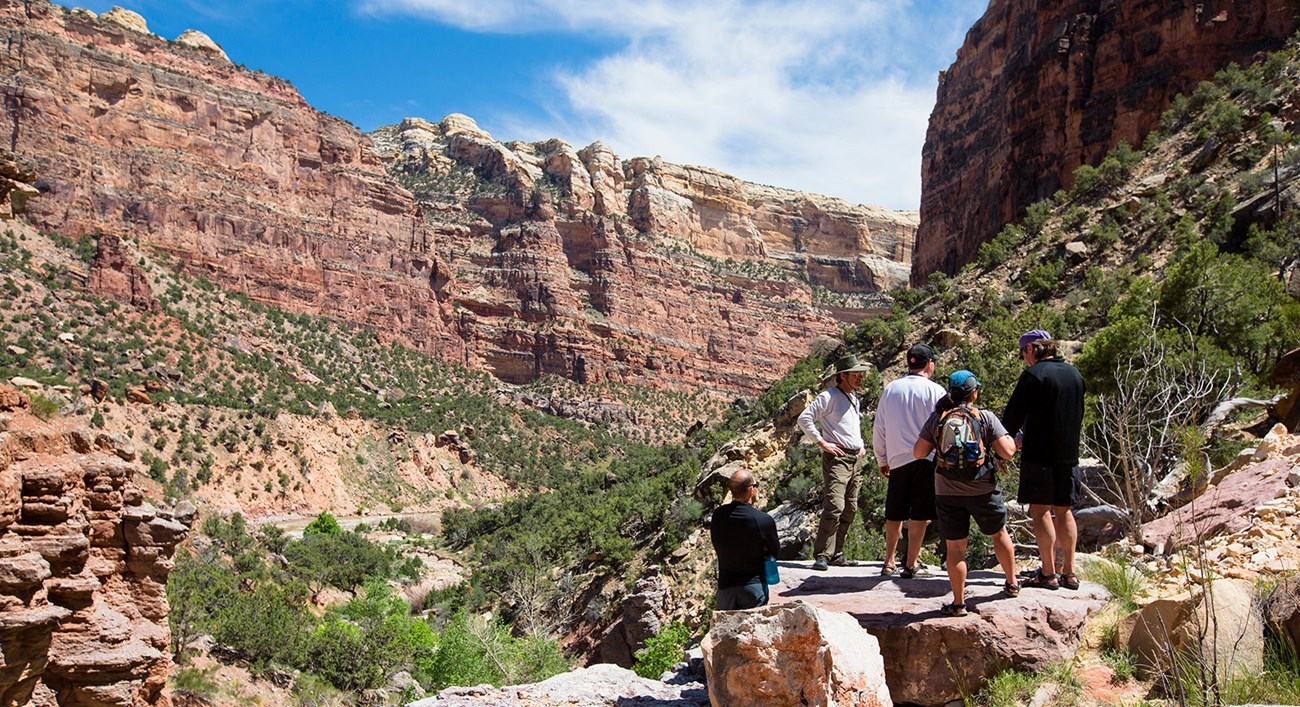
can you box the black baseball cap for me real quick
[906,344,935,369]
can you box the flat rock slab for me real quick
[769,561,1108,706]
[1142,457,1295,551]
[410,664,709,706]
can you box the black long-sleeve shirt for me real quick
[1002,356,1086,466]
[709,501,780,589]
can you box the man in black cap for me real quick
[797,353,872,571]
[710,469,780,610]
[872,344,946,577]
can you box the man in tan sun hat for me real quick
[797,353,872,571]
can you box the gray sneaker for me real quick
[812,556,830,571]
[830,556,860,567]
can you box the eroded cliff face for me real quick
[0,0,915,396]
[915,0,1298,282]
[0,386,190,706]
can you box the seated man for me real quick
[710,469,780,610]
[913,370,1019,617]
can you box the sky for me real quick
[70,1,987,210]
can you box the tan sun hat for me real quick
[821,353,872,381]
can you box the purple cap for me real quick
[1018,329,1052,349]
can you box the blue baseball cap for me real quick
[946,369,977,397]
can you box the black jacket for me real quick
[1002,357,1086,466]
[710,501,780,589]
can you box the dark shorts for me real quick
[716,582,766,611]
[935,491,1008,541]
[884,458,936,522]
[1017,462,1081,507]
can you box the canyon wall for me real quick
[0,386,190,705]
[0,1,915,396]
[915,0,1298,282]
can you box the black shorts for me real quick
[935,491,1008,541]
[884,458,936,522]
[1017,462,1081,507]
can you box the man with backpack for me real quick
[913,370,1020,617]
[1003,330,1086,591]
[798,353,872,572]
[872,344,946,577]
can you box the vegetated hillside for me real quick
[0,216,724,521]
[0,0,914,398]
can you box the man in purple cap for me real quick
[872,343,946,577]
[1003,330,1086,590]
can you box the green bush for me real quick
[1082,557,1147,612]
[633,622,691,679]
[303,511,341,536]
[29,393,58,421]
[428,612,568,690]
[170,665,220,701]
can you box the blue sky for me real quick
[69,1,987,210]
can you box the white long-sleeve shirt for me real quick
[798,386,864,450]
[872,373,946,469]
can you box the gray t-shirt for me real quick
[919,407,1010,496]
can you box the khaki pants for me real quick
[813,452,861,560]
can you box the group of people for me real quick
[709,329,1086,616]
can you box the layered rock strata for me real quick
[0,0,915,396]
[915,0,1298,282]
[0,386,191,705]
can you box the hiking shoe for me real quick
[900,565,931,579]
[940,602,967,617]
[812,556,829,571]
[830,556,860,567]
[1060,572,1079,590]
[1004,581,1021,598]
[1023,570,1059,589]
[879,564,897,576]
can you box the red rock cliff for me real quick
[914,0,1298,282]
[0,387,191,706]
[0,0,916,396]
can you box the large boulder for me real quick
[1118,578,1264,680]
[769,562,1107,705]
[703,601,891,707]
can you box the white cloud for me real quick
[357,0,984,209]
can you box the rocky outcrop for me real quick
[0,386,191,705]
[915,0,1298,282]
[0,0,915,397]
[703,601,892,707]
[408,663,708,707]
[770,562,1108,705]
[87,233,159,311]
[595,566,671,666]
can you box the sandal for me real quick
[940,602,967,617]
[900,565,931,579]
[1023,570,1059,590]
[1004,581,1020,597]
[1060,572,1079,590]
[879,564,897,576]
